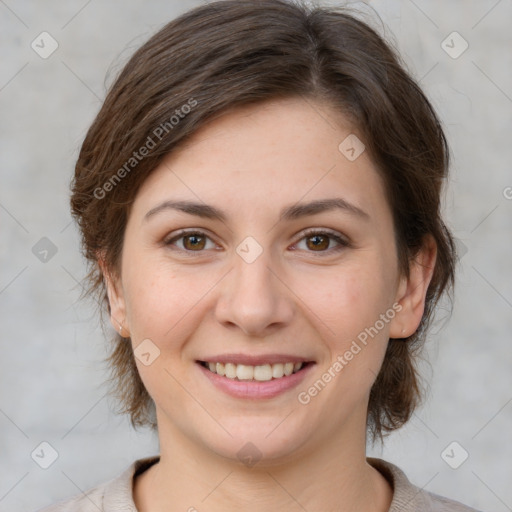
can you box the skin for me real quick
[102,97,436,512]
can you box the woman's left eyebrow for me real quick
[144,197,370,222]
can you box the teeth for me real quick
[216,362,225,376]
[203,361,304,381]
[225,363,237,379]
[236,364,254,380]
[254,364,272,381]
[272,363,284,378]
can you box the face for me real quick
[105,97,433,465]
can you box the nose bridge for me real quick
[215,242,293,336]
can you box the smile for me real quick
[197,358,314,399]
[200,361,305,381]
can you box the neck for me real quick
[134,415,392,512]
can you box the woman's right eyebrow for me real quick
[144,200,227,222]
[143,197,370,223]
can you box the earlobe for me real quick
[389,235,437,339]
[97,255,129,337]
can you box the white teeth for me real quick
[225,363,237,379]
[236,364,254,380]
[272,363,284,378]
[253,364,272,381]
[216,362,225,376]
[203,361,304,381]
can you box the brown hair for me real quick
[71,0,456,440]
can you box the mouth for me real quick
[196,358,315,399]
[198,360,311,381]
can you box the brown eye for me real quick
[294,230,349,256]
[182,234,206,251]
[305,234,330,251]
[164,230,216,252]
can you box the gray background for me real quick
[1,1,511,511]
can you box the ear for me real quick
[97,252,129,338]
[389,235,437,339]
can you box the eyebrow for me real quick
[144,197,370,222]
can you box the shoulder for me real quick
[35,456,160,512]
[367,457,483,512]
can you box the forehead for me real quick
[131,97,389,223]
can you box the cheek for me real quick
[312,262,394,345]
[122,256,182,340]
[122,258,218,346]
[122,263,205,405]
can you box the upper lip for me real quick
[198,354,315,366]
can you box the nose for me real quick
[214,249,295,337]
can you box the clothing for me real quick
[36,456,481,511]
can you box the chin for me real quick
[194,415,314,467]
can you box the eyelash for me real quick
[163,228,350,257]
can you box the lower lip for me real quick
[197,362,314,399]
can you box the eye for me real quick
[164,230,217,252]
[293,229,350,255]
[163,228,350,256]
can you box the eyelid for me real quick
[163,228,220,252]
[291,227,351,254]
[296,227,349,243]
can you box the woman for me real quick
[38,1,480,510]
